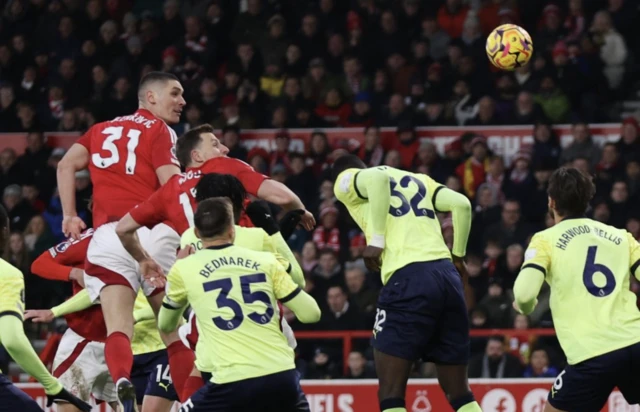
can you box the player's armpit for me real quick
[280,288,321,324]
[0,315,63,394]
[50,290,93,317]
[513,266,545,315]
[433,187,472,258]
[156,164,181,185]
[353,168,390,248]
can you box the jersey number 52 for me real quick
[92,126,141,174]
[203,273,275,330]
[389,176,435,218]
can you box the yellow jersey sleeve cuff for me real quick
[162,300,182,310]
[370,234,385,248]
[631,258,640,275]
[431,186,445,213]
[280,287,302,303]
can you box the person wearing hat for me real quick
[269,129,293,173]
[392,121,420,170]
[302,57,337,104]
[312,205,341,253]
[455,135,490,199]
[503,151,535,208]
[345,91,374,127]
[536,4,564,54]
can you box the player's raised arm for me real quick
[513,234,549,314]
[158,264,189,333]
[24,289,93,323]
[628,233,640,281]
[256,179,315,230]
[352,168,391,248]
[57,142,90,239]
[432,185,472,259]
[272,259,321,323]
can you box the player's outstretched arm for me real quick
[281,289,321,323]
[353,168,391,248]
[158,264,188,333]
[24,289,93,323]
[0,314,63,393]
[57,143,89,239]
[513,267,544,315]
[432,187,472,258]
[256,179,315,230]
[271,233,305,288]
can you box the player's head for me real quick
[137,71,185,124]
[331,154,366,181]
[547,167,595,220]
[194,197,235,243]
[195,173,246,224]
[176,124,229,169]
[0,204,9,252]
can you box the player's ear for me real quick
[147,89,156,105]
[547,196,554,211]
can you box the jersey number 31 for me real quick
[92,126,141,174]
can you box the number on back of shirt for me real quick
[388,175,435,218]
[202,273,275,331]
[92,126,141,174]
[582,245,616,297]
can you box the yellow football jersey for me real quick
[164,244,300,384]
[523,217,640,364]
[131,290,164,355]
[0,258,25,374]
[334,166,451,284]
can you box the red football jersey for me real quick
[130,156,267,234]
[77,109,180,227]
[32,229,107,342]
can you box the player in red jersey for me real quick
[25,229,114,412]
[56,72,187,412]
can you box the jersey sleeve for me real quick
[163,262,188,309]
[129,188,167,229]
[209,157,268,196]
[270,259,301,302]
[333,169,366,207]
[76,128,93,151]
[0,271,25,319]
[32,231,91,281]
[151,124,180,169]
[628,233,640,280]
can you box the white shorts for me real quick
[84,222,180,302]
[52,328,115,403]
[178,309,297,351]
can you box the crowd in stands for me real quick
[2,0,640,379]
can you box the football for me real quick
[486,24,533,71]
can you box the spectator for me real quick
[313,206,341,253]
[617,117,640,166]
[306,347,340,379]
[344,264,378,320]
[468,336,524,378]
[467,96,501,126]
[560,122,601,167]
[349,234,366,261]
[22,183,45,214]
[484,199,531,249]
[302,58,331,104]
[534,74,570,124]
[230,0,267,46]
[0,148,21,193]
[324,34,346,76]
[536,4,565,54]
[319,284,367,331]
[421,16,450,61]
[468,183,502,254]
[494,244,524,290]
[508,91,546,125]
[524,348,559,378]
[437,0,469,39]
[23,215,54,259]
[3,184,36,232]
[609,180,632,228]
[531,122,561,168]
[507,314,536,364]
[591,10,627,90]
[626,159,640,199]
[315,87,351,127]
[595,142,624,195]
[301,240,319,273]
[344,351,376,379]
[311,248,342,295]
[456,136,489,200]
[307,132,332,178]
[220,125,247,162]
[345,92,374,127]
[258,14,288,65]
[212,96,254,129]
[503,151,536,208]
[477,278,512,328]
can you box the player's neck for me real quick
[201,238,233,249]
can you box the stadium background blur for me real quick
[0,0,640,384]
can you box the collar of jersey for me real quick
[206,244,233,250]
[561,214,587,222]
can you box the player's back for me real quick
[173,244,295,383]
[181,226,271,252]
[530,217,640,364]
[336,166,451,284]
[77,109,179,227]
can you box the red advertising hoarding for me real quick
[0,123,624,165]
[16,379,638,412]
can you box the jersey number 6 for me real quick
[203,273,275,330]
[92,126,141,174]
[582,245,616,297]
[388,175,435,218]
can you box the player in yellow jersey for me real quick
[158,198,320,411]
[0,205,92,412]
[514,167,640,412]
[331,155,481,412]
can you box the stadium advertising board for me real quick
[17,379,638,412]
[0,123,623,165]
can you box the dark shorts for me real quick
[0,374,42,412]
[548,341,640,411]
[131,349,179,405]
[372,259,470,365]
[181,369,303,412]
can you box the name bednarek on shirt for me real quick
[199,255,261,278]
[555,224,622,250]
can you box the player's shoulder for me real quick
[202,156,249,171]
[334,168,361,195]
[230,243,277,263]
[235,225,266,237]
[0,258,24,281]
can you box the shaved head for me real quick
[137,71,185,124]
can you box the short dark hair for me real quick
[138,71,179,94]
[548,167,595,217]
[194,197,234,239]
[195,174,247,223]
[176,124,214,168]
[331,154,366,181]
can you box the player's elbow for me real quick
[297,304,321,324]
[115,215,136,239]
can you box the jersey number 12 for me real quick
[92,126,141,174]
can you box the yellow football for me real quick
[486,24,533,71]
